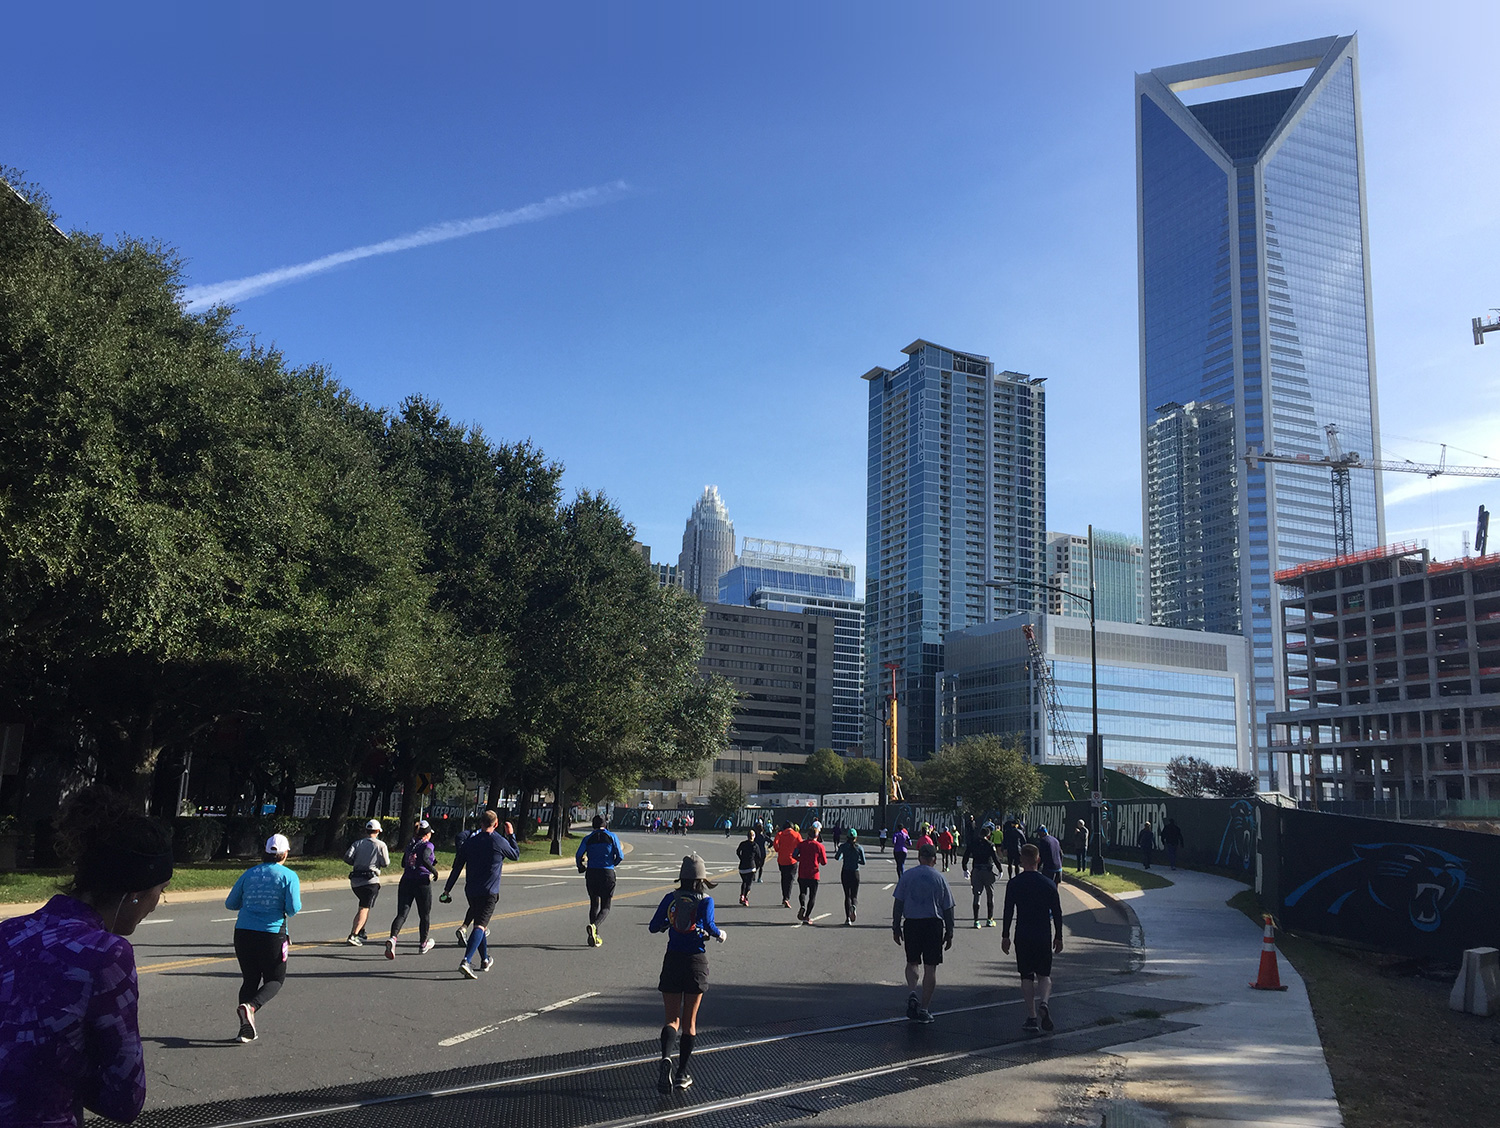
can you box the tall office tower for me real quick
[1046,529,1145,625]
[719,539,866,753]
[1146,401,1241,634]
[1137,37,1384,783]
[863,339,1047,760]
[677,486,737,603]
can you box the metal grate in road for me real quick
[99,992,1187,1128]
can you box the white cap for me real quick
[266,834,291,855]
[366,819,382,832]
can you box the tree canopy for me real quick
[920,735,1042,820]
[0,170,734,840]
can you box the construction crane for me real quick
[882,662,903,801]
[1473,311,1500,345]
[1022,623,1085,770]
[1245,424,1500,557]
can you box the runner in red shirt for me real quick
[937,827,955,871]
[792,832,828,924]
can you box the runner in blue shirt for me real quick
[225,833,302,1043]
[648,855,726,1093]
[440,810,519,979]
[575,815,624,947]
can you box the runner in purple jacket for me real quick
[0,787,173,1127]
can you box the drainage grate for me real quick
[98,994,1188,1128]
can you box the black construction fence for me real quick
[1028,797,1259,875]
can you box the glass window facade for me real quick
[1138,37,1384,785]
[864,342,1047,759]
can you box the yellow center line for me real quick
[139,868,737,975]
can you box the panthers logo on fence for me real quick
[1284,842,1475,934]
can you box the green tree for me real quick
[1166,755,1217,798]
[841,757,883,793]
[920,735,1042,819]
[706,778,744,822]
[1209,767,1258,798]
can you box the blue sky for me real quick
[8,2,1498,576]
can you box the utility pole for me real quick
[883,662,902,802]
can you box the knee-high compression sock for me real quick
[660,1025,678,1058]
[678,1033,696,1072]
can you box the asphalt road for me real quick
[106,832,1162,1128]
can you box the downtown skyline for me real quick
[6,3,1498,575]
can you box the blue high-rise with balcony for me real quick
[1137,36,1385,784]
[864,340,1047,760]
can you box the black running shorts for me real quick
[1014,936,1053,980]
[352,883,380,909]
[657,950,709,995]
[467,891,500,930]
[902,917,945,967]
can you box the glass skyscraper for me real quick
[1046,530,1145,625]
[1137,36,1385,783]
[677,486,737,603]
[864,339,1047,759]
[718,539,865,752]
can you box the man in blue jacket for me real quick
[575,814,624,947]
[441,809,519,979]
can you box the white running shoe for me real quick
[482,957,495,972]
[419,938,435,955]
[346,934,363,947]
[384,937,396,960]
[459,962,477,980]
[236,1003,257,1043]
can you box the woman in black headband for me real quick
[0,786,174,1126]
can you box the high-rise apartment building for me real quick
[678,486,737,603]
[863,339,1047,759]
[1046,530,1145,625]
[719,539,865,753]
[1137,37,1384,782]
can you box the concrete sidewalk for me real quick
[1090,862,1342,1127]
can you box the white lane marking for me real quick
[300,909,332,914]
[883,883,895,891]
[139,919,174,925]
[520,881,567,889]
[211,918,236,923]
[191,992,1098,1128]
[438,991,599,1047]
[811,913,831,922]
[211,908,330,923]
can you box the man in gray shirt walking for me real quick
[891,842,955,1024]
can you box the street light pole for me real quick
[986,532,1104,875]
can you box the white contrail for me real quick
[181,181,628,310]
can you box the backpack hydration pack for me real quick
[668,889,703,935]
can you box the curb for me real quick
[0,842,628,922]
[1062,871,1146,974]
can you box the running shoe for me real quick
[345,934,363,947]
[657,1057,673,1094]
[586,923,598,947]
[906,992,920,1021]
[781,899,791,908]
[673,1071,693,1090]
[419,938,435,955]
[850,909,856,923]
[236,1003,256,1043]
[482,957,495,972]
[455,926,468,946]
[844,917,852,927]
[357,930,369,941]
[986,918,997,928]
[1022,1016,1040,1033]
[973,919,982,929]
[914,1008,935,1024]
[739,894,747,906]
[384,937,396,960]
[459,961,477,980]
[1039,1002,1053,1032]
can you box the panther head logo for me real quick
[1354,843,1470,933]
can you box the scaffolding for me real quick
[1023,623,1085,770]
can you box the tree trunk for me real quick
[398,763,420,848]
[323,770,357,854]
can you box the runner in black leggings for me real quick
[386,821,440,958]
[224,834,302,1043]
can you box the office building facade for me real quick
[678,486,737,603]
[719,539,865,753]
[1046,530,1145,625]
[863,339,1046,759]
[699,604,835,787]
[1138,36,1385,783]
[1269,545,1500,802]
[939,614,1251,789]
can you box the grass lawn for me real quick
[1065,864,1174,896]
[0,837,574,904]
[1227,889,1500,1128]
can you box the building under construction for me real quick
[1269,544,1500,802]
[938,613,1252,790]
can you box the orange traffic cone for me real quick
[1250,913,1289,991]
